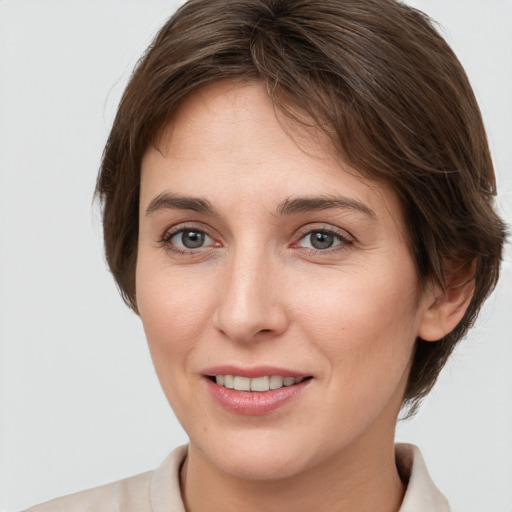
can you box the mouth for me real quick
[208,375,312,392]
[202,366,313,414]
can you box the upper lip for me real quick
[202,365,311,379]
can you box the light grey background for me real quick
[0,1,511,511]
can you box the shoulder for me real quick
[24,446,188,512]
[24,471,153,512]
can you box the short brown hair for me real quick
[96,0,506,410]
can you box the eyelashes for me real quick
[159,223,354,256]
[159,226,219,255]
[164,228,215,250]
[292,226,353,252]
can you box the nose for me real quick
[213,246,289,343]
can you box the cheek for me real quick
[135,260,216,377]
[135,263,219,424]
[295,263,421,387]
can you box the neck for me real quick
[181,431,405,512]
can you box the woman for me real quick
[23,0,506,510]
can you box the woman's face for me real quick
[136,81,434,480]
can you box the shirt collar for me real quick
[150,443,450,512]
[396,443,450,511]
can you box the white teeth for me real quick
[283,377,295,386]
[269,375,284,390]
[233,376,251,391]
[214,374,307,392]
[250,376,269,392]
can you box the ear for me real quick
[417,260,475,342]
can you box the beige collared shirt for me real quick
[25,443,450,511]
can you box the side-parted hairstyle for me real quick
[96,0,506,411]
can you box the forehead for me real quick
[154,81,335,165]
[141,81,405,232]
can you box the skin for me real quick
[136,81,462,512]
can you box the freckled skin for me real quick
[136,82,438,512]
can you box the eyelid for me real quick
[291,224,354,252]
[161,220,213,239]
[293,223,354,242]
[160,222,221,252]
[158,221,353,254]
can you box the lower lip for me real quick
[205,378,311,416]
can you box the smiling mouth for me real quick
[210,375,312,392]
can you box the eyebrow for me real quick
[277,195,376,218]
[145,192,375,219]
[145,193,218,216]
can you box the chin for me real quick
[192,429,317,481]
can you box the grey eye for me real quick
[170,229,211,249]
[182,231,205,248]
[309,232,335,249]
[296,230,346,251]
